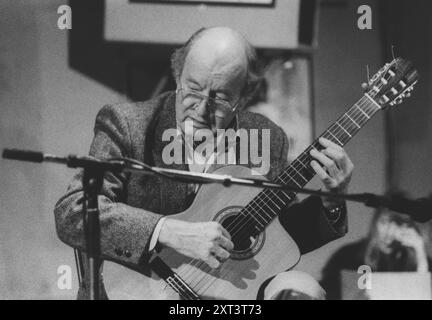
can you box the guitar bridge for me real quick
[150,256,200,300]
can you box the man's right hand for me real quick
[158,219,234,269]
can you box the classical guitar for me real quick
[103,58,419,300]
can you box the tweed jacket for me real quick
[54,91,347,299]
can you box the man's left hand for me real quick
[309,137,354,208]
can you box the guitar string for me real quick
[178,94,381,292]
[179,95,381,292]
[169,267,203,300]
[189,95,381,294]
[167,275,194,300]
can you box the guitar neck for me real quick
[243,94,382,230]
[276,93,381,187]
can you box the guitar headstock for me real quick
[365,58,419,108]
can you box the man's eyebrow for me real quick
[185,78,233,98]
[185,78,201,87]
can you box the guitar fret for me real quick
[336,122,352,138]
[325,130,343,146]
[364,93,382,109]
[355,103,370,119]
[284,174,302,188]
[261,192,281,210]
[265,190,287,206]
[289,166,308,183]
[257,200,278,217]
[295,160,308,169]
[290,159,315,179]
[248,202,274,221]
[245,189,290,226]
[345,114,361,129]
[268,189,291,206]
[244,210,266,227]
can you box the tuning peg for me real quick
[361,82,369,91]
[390,98,402,106]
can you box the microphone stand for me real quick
[2,150,128,300]
[2,148,423,299]
[57,156,125,300]
[67,157,123,300]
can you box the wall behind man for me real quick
[0,0,386,298]
[0,1,125,299]
[382,0,432,255]
[384,0,432,200]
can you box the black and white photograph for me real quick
[1,0,432,306]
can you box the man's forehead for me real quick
[186,29,247,68]
[184,52,245,77]
[182,39,247,86]
[182,59,247,96]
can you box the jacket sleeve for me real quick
[54,104,163,268]
[274,129,348,255]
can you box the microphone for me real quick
[2,149,44,163]
[387,194,432,223]
[365,193,432,223]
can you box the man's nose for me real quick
[194,98,211,117]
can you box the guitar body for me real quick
[104,165,301,300]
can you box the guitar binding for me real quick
[213,205,266,260]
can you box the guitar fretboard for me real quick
[239,93,382,231]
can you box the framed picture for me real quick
[130,0,275,7]
[107,0,310,49]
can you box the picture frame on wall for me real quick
[130,0,276,7]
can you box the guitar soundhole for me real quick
[214,206,265,260]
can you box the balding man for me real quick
[54,27,354,300]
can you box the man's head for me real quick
[171,27,261,135]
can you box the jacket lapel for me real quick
[151,92,190,213]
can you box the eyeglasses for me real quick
[176,88,240,117]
